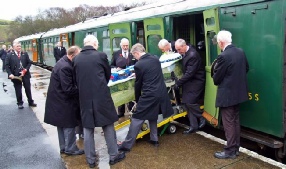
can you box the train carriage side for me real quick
[217,0,286,155]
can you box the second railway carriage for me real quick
[15,0,286,161]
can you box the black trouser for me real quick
[13,76,34,105]
[220,104,240,155]
[186,103,203,130]
[1,59,5,71]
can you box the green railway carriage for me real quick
[15,0,286,161]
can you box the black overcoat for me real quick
[177,46,205,104]
[44,56,79,127]
[110,49,136,69]
[73,46,118,128]
[133,53,173,120]
[212,45,249,107]
[5,51,32,78]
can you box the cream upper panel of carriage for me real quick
[73,0,240,31]
[41,0,241,37]
[15,33,44,42]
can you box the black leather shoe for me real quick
[88,163,96,168]
[65,149,84,155]
[214,151,236,159]
[60,149,65,154]
[198,117,206,129]
[183,127,197,134]
[109,151,126,165]
[118,145,130,152]
[18,105,24,109]
[148,140,159,147]
[29,103,37,107]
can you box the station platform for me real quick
[2,63,285,169]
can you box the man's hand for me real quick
[128,73,136,78]
[9,74,15,79]
[116,67,122,71]
[20,69,27,76]
[174,83,180,90]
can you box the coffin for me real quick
[109,53,183,107]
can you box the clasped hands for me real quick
[8,69,27,79]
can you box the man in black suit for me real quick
[44,46,84,156]
[110,38,136,118]
[212,30,249,159]
[0,45,7,72]
[5,41,37,109]
[73,35,125,167]
[54,42,67,62]
[118,43,173,152]
[174,39,206,134]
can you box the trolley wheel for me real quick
[275,148,284,162]
[141,123,148,131]
[167,124,177,134]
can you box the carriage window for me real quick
[112,37,124,52]
[103,30,109,37]
[147,34,162,57]
[206,17,215,26]
[102,38,111,62]
[147,24,161,31]
[112,28,127,34]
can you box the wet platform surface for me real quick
[2,63,285,169]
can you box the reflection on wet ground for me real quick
[28,65,284,169]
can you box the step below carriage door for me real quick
[143,18,165,57]
[203,8,221,127]
[108,22,132,60]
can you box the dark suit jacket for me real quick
[0,49,7,60]
[73,46,118,128]
[54,46,67,61]
[44,55,79,128]
[177,45,205,104]
[133,53,173,120]
[5,51,32,78]
[212,44,249,107]
[111,49,136,69]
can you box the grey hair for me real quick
[158,39,169,48]
[84,35,99,46]
[175,39,186,46]
[131,43,145,53]
[120,38,129,45]
[13,41,20,47]
[217,30,232,43]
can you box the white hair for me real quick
[84,35,98,46]
[158,39,169,48]
[175,38,186,46]
[13,41,20,47]
[120,38,129,46]
[217,30,232,43]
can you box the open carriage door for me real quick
[143,18,165,57]
[60,34,69,49]
[32,39,38,62]
[109,23,132,59]
[203,8,221,127]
